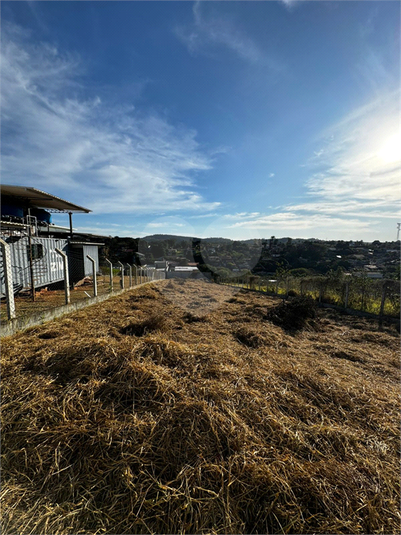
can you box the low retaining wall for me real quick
[0,281,158,338]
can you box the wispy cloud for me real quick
[218,92,400,240]
[228,212,370,233]
[1,22,220,215]
[279,0,303,12]
[175,1,283,71]
[306,92,401,205]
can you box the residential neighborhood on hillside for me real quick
[102,234,400,281]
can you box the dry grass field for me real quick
[1,279,400,534]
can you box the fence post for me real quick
[127,264,132,288]
[86,255,97,297]
[55,248,70,305]
[344,280,350,309]
[105,258,113,292]
[378,281,387,329]
[118,261,124,289]
[0,238,16,319]
[27,215,36,302]
[133,265,137,285]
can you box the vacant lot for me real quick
[1,279,400,534]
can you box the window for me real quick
[27,244,44,260]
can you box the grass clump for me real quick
[120,313,167,336]
[266,295,318,331]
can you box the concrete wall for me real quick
[0,280,158,338]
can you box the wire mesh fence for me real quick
[220,274,400,319]
[0,235,165,323]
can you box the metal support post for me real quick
[133,265,138,285]
[127,264,132,288]
[27,209,35,302]
[105,258,113,292]
[86,255,97,297]
[118,261,124,289]
[68,212,73,239]
[0,238,16,319]
[55,248,71,304]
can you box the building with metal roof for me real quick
[0,185,103,297]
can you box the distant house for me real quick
[166,265,206,279]
[0,185,104,296]
[363,265,383,279]
[155,260,168,270]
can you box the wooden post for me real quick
[86,255,97,297]
[344,280,350,309]
[55,248,70,304]
[105,258,113,291]
[0,238,16,319]
[378,282,387,329]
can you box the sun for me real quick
[377,131,401,164]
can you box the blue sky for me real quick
[1,0,400,241]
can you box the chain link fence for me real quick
[0,236,165,324]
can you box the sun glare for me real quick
[377,132,401,164]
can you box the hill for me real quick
[142,234,232,244]
[1,280,400,534]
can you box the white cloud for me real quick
[220,92,400,240]
[306,92,401,207]
[1,22,220,215]
[228,212,369,232]
[269,173,275,178]
[175,1,284,71]
[279,0,303,11]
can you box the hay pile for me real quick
[266,295,318,332]
[1,280,400,534]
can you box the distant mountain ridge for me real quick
[141,234,302,244]
[142,234,233,244]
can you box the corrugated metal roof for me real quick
[1,185,91,213]
[69,242,105,246]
